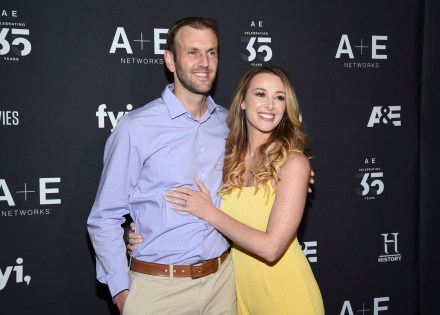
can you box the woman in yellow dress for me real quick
[167,65,324,314]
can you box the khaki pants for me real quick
[123,254,236,315]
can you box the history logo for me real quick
[378,232,402,263]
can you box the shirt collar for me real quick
[162,84,217,119]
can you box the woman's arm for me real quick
[168,152,311,262]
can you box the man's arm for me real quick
[87,116,145,298]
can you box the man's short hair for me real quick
[166,17,219,56]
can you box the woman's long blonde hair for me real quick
[220,65,307,196]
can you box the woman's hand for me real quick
[126,222,143,255]
[166,179,217,219]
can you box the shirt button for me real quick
[201,148,205,152]
[200,173,206,177]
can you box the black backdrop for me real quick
[419,0,440,314]
[0,0,438,314]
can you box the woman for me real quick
[130,65,324,314]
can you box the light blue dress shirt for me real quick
[87,84,230,297]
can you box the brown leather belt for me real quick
[130,251,229,279]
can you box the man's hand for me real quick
[114,289,129,314]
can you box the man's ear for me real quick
[164,50,175,72]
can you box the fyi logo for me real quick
[0,258,31,290]
[96,104,133,131]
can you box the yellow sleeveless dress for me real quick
[221,185,324,315]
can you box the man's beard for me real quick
[174,62,215,95]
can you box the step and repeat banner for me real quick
[1,0,422,314]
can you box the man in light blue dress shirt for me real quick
[87,17,236,314]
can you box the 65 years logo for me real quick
[0,9,32,62]
[241,20,273,66]
[356,158,384,200]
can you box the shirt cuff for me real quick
[107,272,132,298]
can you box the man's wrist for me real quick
[114,289,129,299]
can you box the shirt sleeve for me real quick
[87,116,145,297]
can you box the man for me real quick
[87,17,236,314]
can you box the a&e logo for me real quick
[302,241,318,263]
[335,34,388,69]
[0,177,61,217]
[109,26,167,65]
[340,297,390,315]
[367,106,401,127]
